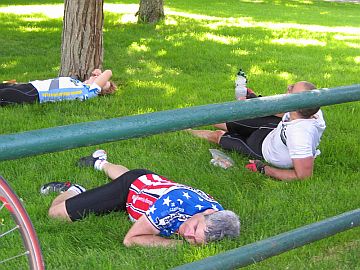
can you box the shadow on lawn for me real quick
[0,3,359,117]
[103,12,359,109]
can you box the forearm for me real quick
[263,165,309,181]
[94,70,112,89]
[123,235,182,247]
[274,113,285,118]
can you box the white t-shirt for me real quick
[262,110,326,168]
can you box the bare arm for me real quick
[123,215,182,247]
[263,157,314,181]
[93,70,112,89]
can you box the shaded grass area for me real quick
[0,0,359,269]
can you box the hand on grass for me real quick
[245,160,266,174]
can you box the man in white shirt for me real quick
[188,81,326,181]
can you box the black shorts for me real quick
[65,169,154,221]
[219,116,281,159]
[0,83,39,106]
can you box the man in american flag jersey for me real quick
[42,150,240,247]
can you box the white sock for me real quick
[94,159,108,171]
[68,184,86,195]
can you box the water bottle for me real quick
[235,69,247,100]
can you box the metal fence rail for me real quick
[172,208,360,270]
[0,84,359,161]
[1,84,359,269]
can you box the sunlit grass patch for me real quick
[0,0,359,269]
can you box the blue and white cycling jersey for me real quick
[31,77,101,103]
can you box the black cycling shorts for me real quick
[0,83,39,106]
[65,169,154,221]
[219,116,282,159]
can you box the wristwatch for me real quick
[259,165,266,174]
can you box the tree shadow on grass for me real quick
[1,5,359,132]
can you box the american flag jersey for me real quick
[126,173,224,236]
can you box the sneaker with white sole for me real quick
[77,149,107,168]
[40,182,86,195]
[40,181,72,195]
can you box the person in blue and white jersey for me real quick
[0,69,116,106]
[40,149,240,247]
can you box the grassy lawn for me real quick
[0,0,359,269]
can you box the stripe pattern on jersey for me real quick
[126,173,223,237]
[126,174,177,222]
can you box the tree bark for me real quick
[137,0,164,23]
[60,0,104,81]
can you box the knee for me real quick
[48,202,70,221]
[213,130,226,144]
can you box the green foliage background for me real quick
[0,0,359,269]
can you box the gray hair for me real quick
[204,210,240,242]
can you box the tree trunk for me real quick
[60,0,104,81]
[137,0,164,24]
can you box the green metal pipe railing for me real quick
[0,84,359,161]
[172,208,360,270]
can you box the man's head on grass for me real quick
[178,209,240,245]
[288,81,320,118]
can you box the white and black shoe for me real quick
[40,181,72,195]
[77,149,107,168]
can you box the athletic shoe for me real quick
[77,149,107,168]
[40,181,72,195]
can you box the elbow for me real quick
[48,204,71,221]
[295,171,312,180]
[48,207,57,219]
[123,239,130,247]
[104,70,112,77]
[297,176,310,181]
[123,235,133,247]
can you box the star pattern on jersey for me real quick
[163,196,171,206]
[177,199,183,205]
[149,205,156,214]
[195,204,204,210]
[183,192,191,199]
[147,188,224,237]
[211,204,219,211]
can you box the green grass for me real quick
[0,0,359,269]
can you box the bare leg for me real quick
[102,162,130,181]
[186,129,225,144]
[213,123,228,131]
[48,190,78,221]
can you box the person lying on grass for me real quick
[0,69,116,106]
[40,150,240,247]
[187,72,326,181]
